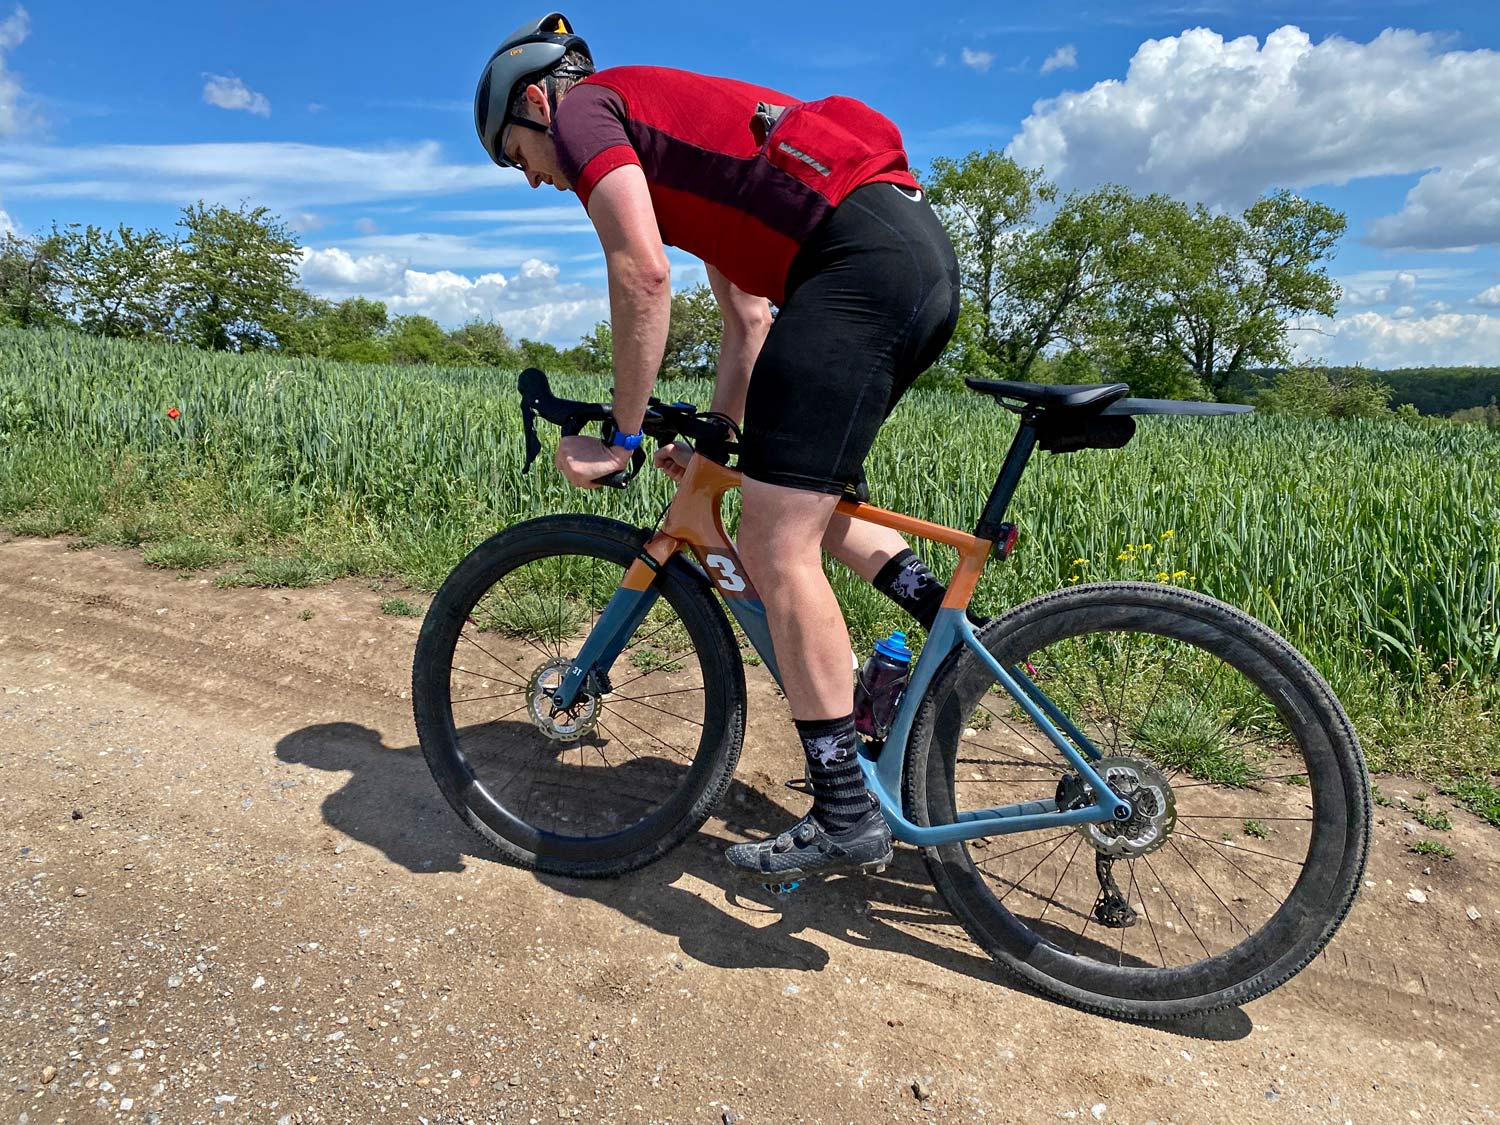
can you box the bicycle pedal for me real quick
[860,861,889,876]
[762,880,802,896]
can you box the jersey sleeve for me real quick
[552,82,642,210]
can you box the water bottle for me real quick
[853,630,913,741]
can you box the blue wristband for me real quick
[607,427,644,451]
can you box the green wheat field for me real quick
[2,326,1496,817]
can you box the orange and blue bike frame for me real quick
[549,441,1133,845]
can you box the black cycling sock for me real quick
[795,714,871,835]
[872,548,947,631]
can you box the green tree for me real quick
[518,338,573,372]
[172,201,302,351]
[446,319,518,368]
[579,320,613,372]
[0,229,68,329]
[924,151,1054,377]
[1257,366,1392,419]
[1109,190,1345,399]
[1001,184,1141,376]
[661,284,722,380]
[58,222,177,340]
[1450,400,1499,428]
[279,294,390,362]
[386,314,447,365]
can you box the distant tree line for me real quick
[0,201,616,373]
[3,155,1497,427]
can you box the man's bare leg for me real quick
[735,476,850,718]
[724,475,895,878]
[820,511,909,582]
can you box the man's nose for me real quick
[527,170,543,189]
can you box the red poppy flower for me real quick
[167,408,181,420]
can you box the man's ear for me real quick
[526,83,551,125]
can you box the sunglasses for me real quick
[498,116,550,171]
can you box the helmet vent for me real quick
[476,72,492,132]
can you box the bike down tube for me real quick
[864,610,1130,846]
[555,454,787,706]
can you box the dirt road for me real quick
[1,535,1496,1124]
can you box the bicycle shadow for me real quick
[273,719,1251,1041]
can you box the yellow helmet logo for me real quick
[553,18,568,33]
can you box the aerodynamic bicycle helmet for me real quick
[474,12,593,168]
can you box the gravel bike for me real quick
[412,368,1371,1019]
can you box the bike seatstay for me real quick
[864,609,1129,846]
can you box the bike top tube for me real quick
[619,453,998,615]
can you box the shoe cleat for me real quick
[762,880,802,896]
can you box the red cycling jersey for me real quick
[550,66,920,305]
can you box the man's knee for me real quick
[739,478,838,574]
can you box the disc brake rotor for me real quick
[1072,755,1177,858]
[527,658,600,742]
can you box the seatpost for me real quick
[973,414,1040,542]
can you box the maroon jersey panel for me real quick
[551,66,919,303]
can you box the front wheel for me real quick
[903,582,1370,1020]
[413,515,746,877]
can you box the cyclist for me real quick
[475,14,960,882]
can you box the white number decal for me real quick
[704,553,747,593]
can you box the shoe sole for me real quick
[738,853,893,885]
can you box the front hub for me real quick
[527,658,600,743]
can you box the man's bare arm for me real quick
[705,264,772,425]
[587,165,670,433]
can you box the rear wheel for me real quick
[904,582,1370,1019]
[413,515,746,877]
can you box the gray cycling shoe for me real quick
[725,802,893,881]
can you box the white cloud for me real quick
[0,202,14,235]
[202,74,271,117]
[1040,45,1077,75]
[1292,310,1500,368]
[961,48,995,73]
[1343,270,1418,308]
[1,4,31,138]
[353,217,378,235]
[328,232,554,271]
[1476,285,1500,308]
[297,247,608,343]
[290,212,323,233]
[1008,26,1500,218]
[1366,156,1500,250]
[0,140,510,208]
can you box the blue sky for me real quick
[3,1,1500,366]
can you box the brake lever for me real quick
[521,399,542,474]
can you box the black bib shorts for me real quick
[735,182,961,497]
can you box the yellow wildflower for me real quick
[1173,570,1187,579]
[1142,543,1153,551]
[1156,571,1170,582]
[1072,558,1088,567]
[1116,552,1131,561]
[1161,529,1176,539]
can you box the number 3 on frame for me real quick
[704,553,747,593]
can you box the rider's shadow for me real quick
[271,719,990,975]
[275,721,471,874]
[273,719,1251,1040]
